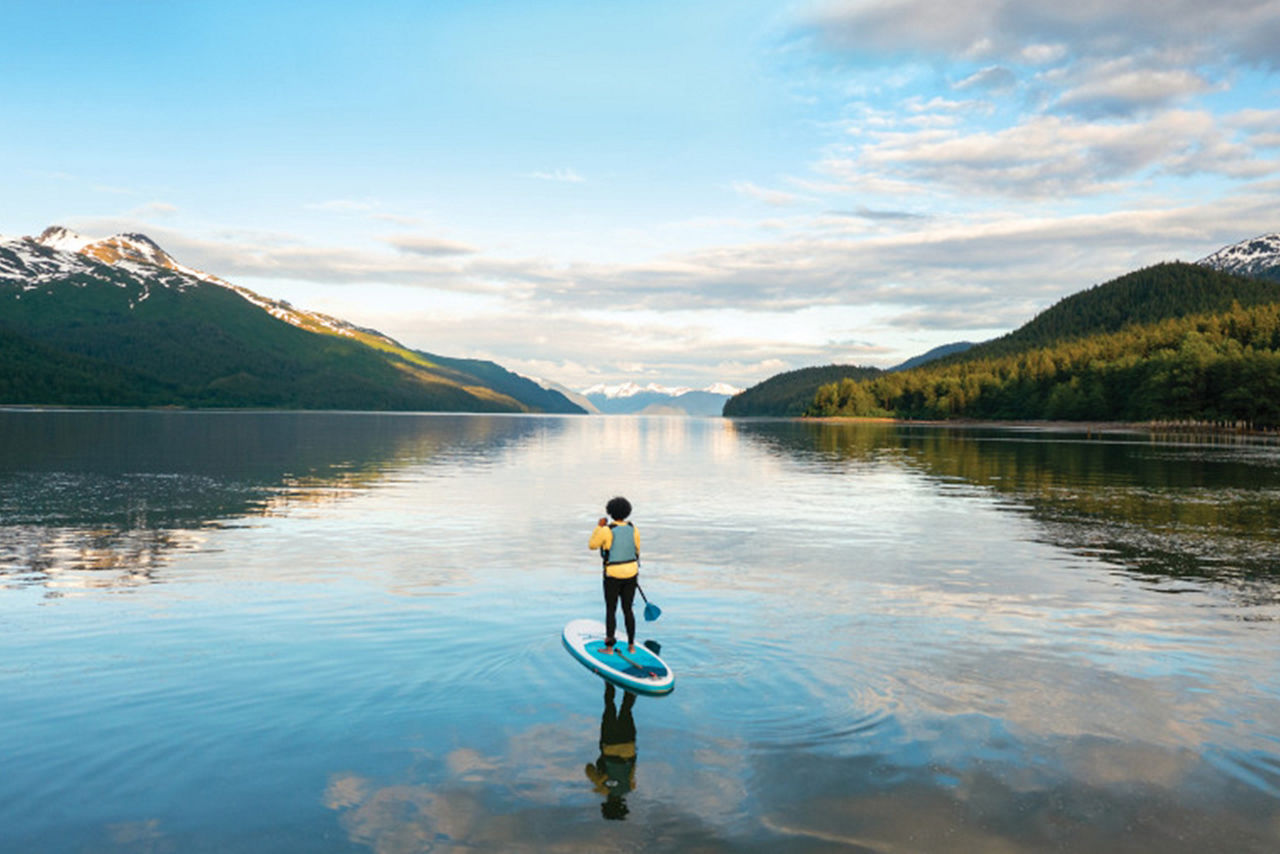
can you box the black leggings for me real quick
[603,574,637,646]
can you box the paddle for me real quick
[636,582,661,621]
[610,645,659,679]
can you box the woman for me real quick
[587,496,640,654]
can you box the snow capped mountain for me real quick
[80,232,182,270]
[2,224,586,413]
[35,225,95,253]
[5,225,394,343]
[1198,232,1280,279]
[704,382,742,396]
[0,232,104,287]
[577,380,743,416]
[29,225,238,290]
[579,380,741,399]
[3,226,211,297]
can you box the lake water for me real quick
[2,410,1279,853]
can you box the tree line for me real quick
[807,301,1280,427]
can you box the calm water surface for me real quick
[2,410,1278,853]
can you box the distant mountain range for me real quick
[0,226,584,413]
[728,231,1280,424]
[579,381,741,416]
[12,222,1278,421]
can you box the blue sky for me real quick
[4,0,1280,389]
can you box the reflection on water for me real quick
[0,410,561,595]
[734,419,1280,589]
[586,683,639,821]
[2,412,1279,852]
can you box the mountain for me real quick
[805,261,1280,426]
[889,341,975,372]
[1199,232,1280,281]
[0,226,584,413]
[954,261,1280,363]
[722,364,883,417]
[529,377,600,413]
[581,382,740,416]
[723,342,975,417]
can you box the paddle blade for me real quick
[643,602,661,622]
[643,639,661,655]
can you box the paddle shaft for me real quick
[610,646,659,678]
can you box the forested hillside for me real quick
[0,325,171,405]
[723,364,882,417]
[772,261,1280,427]
[808,302,1280,426]
[0,232,584,413]
[957,263,1280,362]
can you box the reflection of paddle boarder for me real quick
[584,682,637,820]
[588,496,640,655]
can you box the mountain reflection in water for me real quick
[734,419,1280,590]
[0,410,560,594]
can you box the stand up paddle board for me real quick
[562,618,675,695]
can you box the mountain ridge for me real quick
[1,226,584,413]
[948,261,1280,365]
[802,259,1280,425]
[727,233,1280,422]
[723,364,884,417]
[586,388,733,416]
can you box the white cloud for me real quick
[62,166,1280,386]
[954,65,1017,94]
[1020,43,1068,66]
[824,207,927,222]
[305,199,376,212]
[130,201,179,218]
[1051,60,1215,118]
[529,168,585,183]
[370,212,425,226]
[886,305,1032,331]
[808,0,1280,69]
[732,180,807,206]
[1229,109,1280,149]
[383,234,477,257]
[822,109,1279,199]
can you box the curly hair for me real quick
[605,496,632,521]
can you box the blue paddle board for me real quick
[562,618,675,695]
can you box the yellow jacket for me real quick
[589,523,640,579]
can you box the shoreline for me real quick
[800,415,1280,437]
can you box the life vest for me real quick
[601,522,638,567]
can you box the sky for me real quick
[3,0,1279,391]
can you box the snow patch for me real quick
[580,381,692,398]
[35,225,96,253]
[579,380,741,398]
[705,382,743,396]
[1198,232,1280,276]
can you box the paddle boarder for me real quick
[588,496,640,654]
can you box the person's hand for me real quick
[598,516,609,527]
